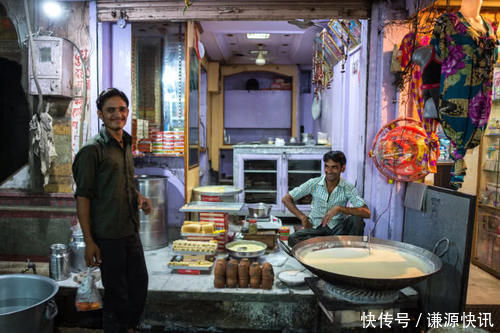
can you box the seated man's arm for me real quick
[282,178,317,228]
[282,193,311,228]
[320,184,371,226]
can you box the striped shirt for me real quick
[289,176,366,229]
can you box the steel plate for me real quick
[225,240,267,258]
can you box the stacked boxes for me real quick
[151,130,185,156]
[199,195,228,252]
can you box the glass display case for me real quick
[287,156,322,205]
[233,146,330,216]
[473,100,500,278]
[242,157,280,204]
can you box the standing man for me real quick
[282,151,370,247]
[73,88,152,333]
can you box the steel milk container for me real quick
[49,243,70,281]
[68,230,86,273]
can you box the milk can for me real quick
[49,243,70,281]
[68,230,86,273]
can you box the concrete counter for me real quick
[55,243,318,331]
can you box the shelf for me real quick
[485,133,500,136]
[245,189,277,193]
[244,170,277,173]
[287,170,322,174]
[482,169,500,173]
[478,204,500,212]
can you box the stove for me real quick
[305,277,419,329]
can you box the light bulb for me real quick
[43,1,63,19]
[255,51,266,65]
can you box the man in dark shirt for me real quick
[73,88,152,333]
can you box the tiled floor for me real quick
[467,264,500,305]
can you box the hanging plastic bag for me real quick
[75,267,102,311]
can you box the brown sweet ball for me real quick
[213,259,227,288]
[238,260,250,288]
[249,262,262,289]
[261,262,274,290]
[226,259,239,288]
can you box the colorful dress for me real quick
[397,32,440,174]
[430,12,498,188]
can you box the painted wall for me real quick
[315,22,369,190]
[363,3,411,241]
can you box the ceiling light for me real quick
[43,1,63,19]
[255,51,266,65]
[247,33,270,39]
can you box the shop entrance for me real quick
[0,4,29,185]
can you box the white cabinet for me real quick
[233,145,330,216]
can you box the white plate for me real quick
[278,270,309,286]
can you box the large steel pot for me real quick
[0,274,59,333]
[136,175,168,250]
[291,236,442,290]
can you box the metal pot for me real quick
[49,243,70,281]
[0,274,59,333]
[291,236,442,290]
[247,203,272,218]
[226,240,267,258]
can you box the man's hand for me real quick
[138,194,152,215]
[84,240,102,267]
[300,215,313,228]
[321,206,342,227]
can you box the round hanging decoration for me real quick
[312,91,322,120]
[369,118,430,182]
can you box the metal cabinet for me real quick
[233,145,330,216]
[28,36,73,97]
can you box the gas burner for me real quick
[318,280,399,304]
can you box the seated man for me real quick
[282,151,371,247]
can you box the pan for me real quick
[284,236,442,290]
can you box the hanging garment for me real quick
[430,12,498,188]
[29,104,57,186]
[397,32,440,174]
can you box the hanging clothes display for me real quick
[397,32,440,174]
[430,12,498,189]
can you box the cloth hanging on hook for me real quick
[29,103,57,186]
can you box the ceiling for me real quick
[199,20,323,66]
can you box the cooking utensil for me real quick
[291,236,442,290]
[247,203,272,218]
[225,240,267,258]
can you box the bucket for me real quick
[136,175,168,250]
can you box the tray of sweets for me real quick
[167,256,214,271]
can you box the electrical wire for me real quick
[23,0,43,117]
[370,182,394,237]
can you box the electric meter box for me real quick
[28,36,73,98]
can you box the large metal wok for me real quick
[289,236,442,290]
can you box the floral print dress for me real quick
[430,12,498,188]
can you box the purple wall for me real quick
[363,4,409,241]
[99,22,132,133]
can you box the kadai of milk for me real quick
[301,247,429,279]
